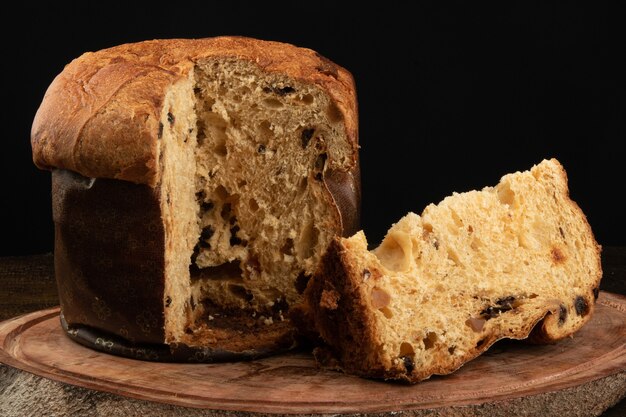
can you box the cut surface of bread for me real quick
[160,55,355,350]
[304,159,602,382]
[32,37,359,358]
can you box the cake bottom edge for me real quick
[60,312,297,362]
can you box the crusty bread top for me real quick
[31,37,358,186]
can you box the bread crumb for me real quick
[320,289,340,310]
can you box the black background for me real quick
[2,2,624,256]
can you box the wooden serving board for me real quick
[1,292,625,417]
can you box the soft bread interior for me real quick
[160,58,351,348]
[308,159,602,381]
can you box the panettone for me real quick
[32,37,360,360]
[304,159,601,382]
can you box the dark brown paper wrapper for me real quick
[53,169,166,345]
[59,313,285,362]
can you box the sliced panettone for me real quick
[304,159,601,382]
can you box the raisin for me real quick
[190,244,200,264]
[257,144,266,154]
[558,304,568,325]
[201,226,214,241]
[158,122,164,139]
[230,225,242,246]
[401,356,415,374]
[574,296,589,316]
[264,86,295,96]
[201,201,214,211]
[200,226,214,248]
[295,272,312,294]
[486,307,502,318]
[496,296,516,305]
[301,129,315,148]
[165,296,172,307]
[481,296,516,319]
[481,306,507,319]
[276,86,295,96]
[481,307,494,319]
[221,203,232,219]
[281,238,294,255]
[167,112,175,125]
[593,287,600,300]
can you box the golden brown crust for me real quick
[304,238,390,379]
[31,37,358,187]
[527,159,603,343]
